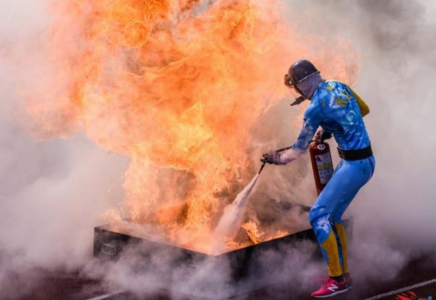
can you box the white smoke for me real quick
[211,174,260,254]
[0,1,128,298]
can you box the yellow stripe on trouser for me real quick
[320,223,349,277]
[334,222,349,274]
[320,230,342,277]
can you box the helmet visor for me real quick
[284,73,294,88]
[284,74,304,97]
[284,74,305,103]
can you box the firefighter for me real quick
[261,59,375,298]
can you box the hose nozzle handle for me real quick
[258,146,292,175]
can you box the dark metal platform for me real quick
[93,207,351,299]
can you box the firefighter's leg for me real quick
[333,222,349,274]
[330,155,375,273]
[309,156,375,277]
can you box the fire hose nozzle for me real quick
[258,162,266,174]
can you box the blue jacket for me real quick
[293,80,370,152]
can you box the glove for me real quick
[314,130,332,143]
[261,150,285,165]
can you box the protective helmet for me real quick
[284,59,320,96]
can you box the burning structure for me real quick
[93,205,324,299]
[27,0,358,288]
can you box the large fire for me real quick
[28,0,359,253]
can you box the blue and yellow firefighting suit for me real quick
[292,81,375,277]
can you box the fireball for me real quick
[27,0,359,251]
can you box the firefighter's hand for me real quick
[314,130,332,143]
[261,151,285,165]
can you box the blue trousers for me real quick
[308,156,375,276]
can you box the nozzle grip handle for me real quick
[258,146,292,174]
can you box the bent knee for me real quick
[309,206,328,226]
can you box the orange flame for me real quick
[27,0,359,251]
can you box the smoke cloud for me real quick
[1,0,436,299]
[0,2,128,298]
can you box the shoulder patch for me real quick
[339,88,353,100]
[334,97,348,107]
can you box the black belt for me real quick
[337,145,373,161]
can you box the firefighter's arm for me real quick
[350,88,370,117]
[279,147,304,164]
[281,115,319,164]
